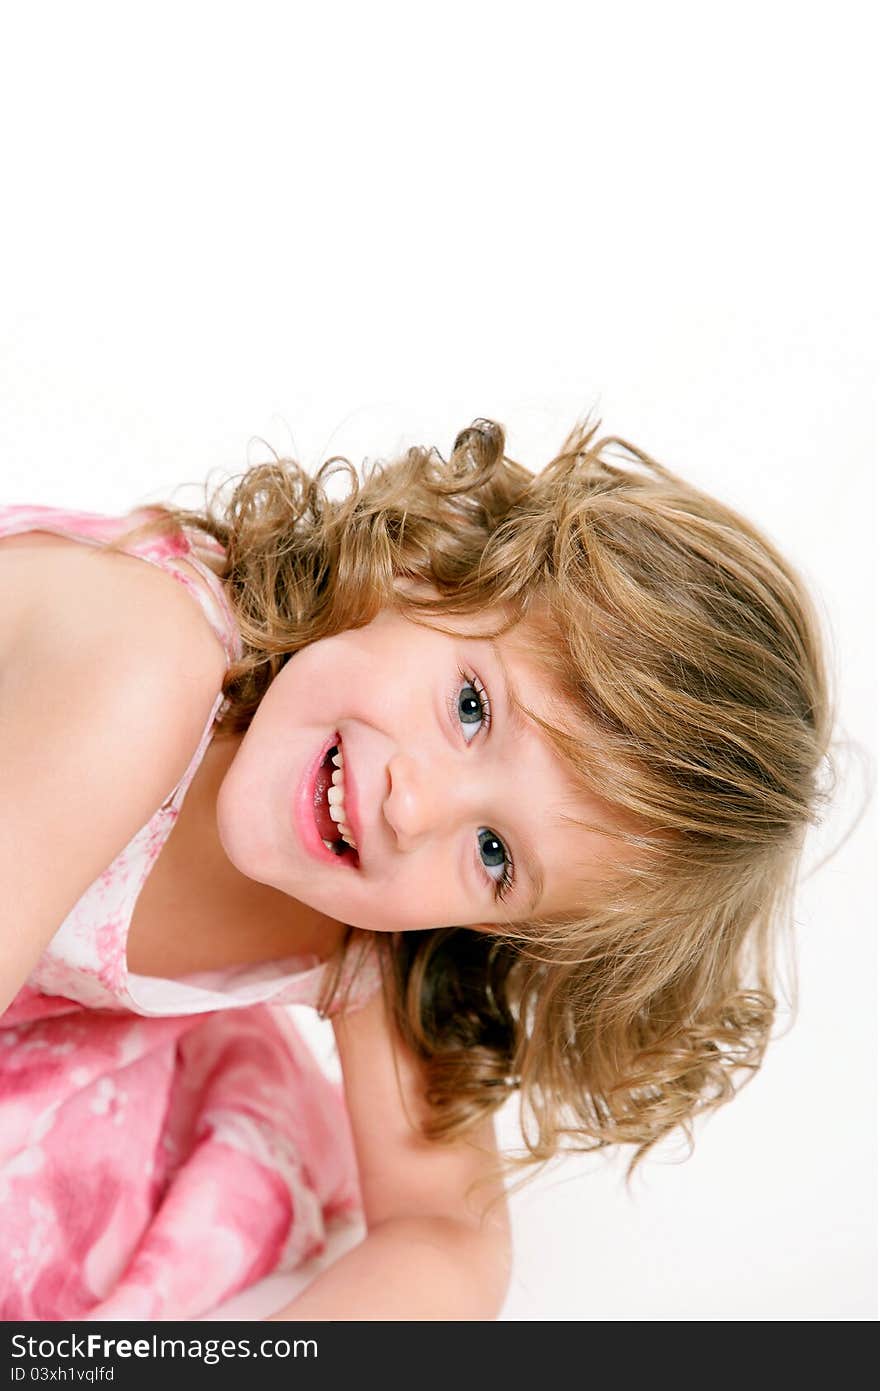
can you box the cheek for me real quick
[290,636,384,714]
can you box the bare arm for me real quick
[267,983,512,1321]
[266,1212,509,1321]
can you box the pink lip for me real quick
[294,732,359,869]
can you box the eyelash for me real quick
[449,666,516,903]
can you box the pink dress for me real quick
[0,504,382,1321]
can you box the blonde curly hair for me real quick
[107,414,843,1184]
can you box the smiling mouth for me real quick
[313,738,360,867]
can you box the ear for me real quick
[391,574,440,603]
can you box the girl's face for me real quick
[215,591,618,934]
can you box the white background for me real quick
[1,0,875,1321]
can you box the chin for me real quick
[214,781,265,884]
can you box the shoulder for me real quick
[0,529,229,695]
[2,528,229,831]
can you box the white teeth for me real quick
[324,742,357,851]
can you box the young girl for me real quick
[0,416,837,1321]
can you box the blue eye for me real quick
[476,829,514,902]
[450,667,516,903]
[455,669,491,742]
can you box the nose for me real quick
[383,749,478,849]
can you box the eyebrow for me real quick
[490,643,546,918]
